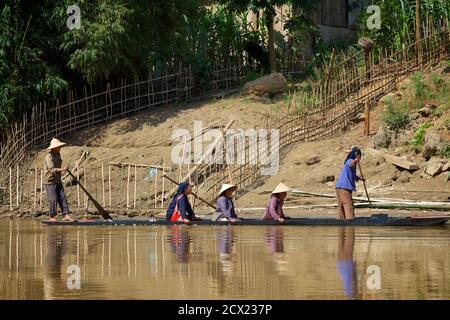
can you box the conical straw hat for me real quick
[47,138,66,150]
[219,184,237,196]
[272,183,291,194]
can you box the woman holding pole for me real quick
[335,146,367,220]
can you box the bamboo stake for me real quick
[39,169,43,210]
[127,165,131,208]
[154,168,158,208]
[84,165,88,210]
[133,165,137,208]
[77,169,80,207]
[33,167,37,209]
[108,165,111,207]
[16,165,19,207]
[9,167,12,211]
[160,163,165,208]
[102,164,105,206]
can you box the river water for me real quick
[0,220,449,300]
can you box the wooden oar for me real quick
[358,162,372,205]
[66,169,113,220]
[162,174,216,210]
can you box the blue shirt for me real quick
[166,194,195,220]
[336,159,359,191]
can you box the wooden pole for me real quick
[39,169,43,210]
[126,165,131,208]
[34,167,37,209]
[16,165,19,207]
[108,165,112,207]
[154,168,158,208]
[160,163,165,208]
[364,101,370,136]
[358,163,372,205]
[416,0,421,63]
[133,165,137,208]
[102,164,105,206]
[77,169,80,207]
[84,165,88,210]
[9,167,12,211]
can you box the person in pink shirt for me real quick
[262,183,291,222]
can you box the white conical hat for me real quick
[219,184,237,196]
[272,182,291,194]
[47,138,66,150]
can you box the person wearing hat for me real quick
[213,184,240,222]
[262,183,291,222]
[335,146,365,220]
[166,182,200,223]
[44,138,73,222]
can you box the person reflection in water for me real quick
[265,227,287,275]
[217,226,234,274]
[43,230,67,299]
[168,225,191,263]
[336,227,357,299]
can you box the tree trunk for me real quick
[266,6,277,73]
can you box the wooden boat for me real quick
[41,214,449,227]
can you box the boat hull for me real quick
[41,214,449,227]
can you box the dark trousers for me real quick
[46,183,70,217]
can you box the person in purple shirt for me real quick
[262,183,291,222]
[213,184,240,222]
[335,147,365,220]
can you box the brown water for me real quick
[0,220,449,300]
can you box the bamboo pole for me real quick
[39,169,43,210]
[16,165,19,207]
[160,163,165,208]
[102,164,105,206]
[126,165,131,208]
[133,165,137,208]
[108,165,111,207]
[84,165,88,210]
[77,169,80,207]
[154,168,158,208]
[33,167,37,209]
[9,167,12,211]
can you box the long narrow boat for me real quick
[41,214,449,227]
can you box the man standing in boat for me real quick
[44,138,73,222]
[335,147,365,220]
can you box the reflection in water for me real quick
[168,225,191,263]
[217,226,234,274]
[336,227,357,300]
[43,229,67,299]
[0,221,449,300]
[265,227,287,275]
